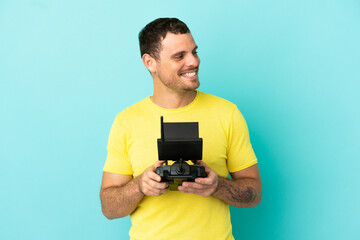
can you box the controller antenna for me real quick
[160,116,165,142]
[160,116,168,165]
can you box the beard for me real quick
[157,70,200,93]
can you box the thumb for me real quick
[197,160,208,168]
[153,160,165,169]
[197,161,212,174]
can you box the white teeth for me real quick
[183,72,196,77]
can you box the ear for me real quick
[142,54,157,73]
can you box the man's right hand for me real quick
[138,161,168,196]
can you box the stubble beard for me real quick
[158,72,200,93]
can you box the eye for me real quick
[193,51,198,55]
[174,54,184,60]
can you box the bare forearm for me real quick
[100,177,144,219]
[213,177,262,208]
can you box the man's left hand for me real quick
[178,161,218,197]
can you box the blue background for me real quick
[1,0,359,239]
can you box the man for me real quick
[100,18,262,240]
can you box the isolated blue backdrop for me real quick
[1,0,359,239]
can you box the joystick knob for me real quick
[176,167,185,175]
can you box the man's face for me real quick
[153,33,200,92]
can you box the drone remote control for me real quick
[155,116,207,190]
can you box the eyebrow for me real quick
[171,46,198,58]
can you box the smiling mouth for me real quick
[180,70,198,79]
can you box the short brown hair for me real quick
[138,18,190,59]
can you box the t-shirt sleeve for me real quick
[103,115,133,175]
[227,106,257,172]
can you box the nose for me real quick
[186,53,200,67]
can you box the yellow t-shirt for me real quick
[104,91,257,240]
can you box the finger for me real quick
[147,170,162,182]
[147,189,168,196]
[153,160,165,168]
[194,177,214,185]
[159,187,168,195]
[182,182,212,189]
[197,160,208,168]
[196,161,212,173]
[197,160,206,165]
[179,183,216,197]
[195,168,218,183]
[143,181,168,194]
[197,161,218,180]
[148,161,165,173]
[144,178,168,189]
[151,181,168,190]
[144,186,168,196]
[178,185,207,194]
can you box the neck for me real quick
[150,89,197,109]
